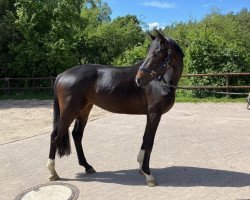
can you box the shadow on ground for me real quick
[62,166,250,187]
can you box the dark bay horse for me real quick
[47,30,184,187]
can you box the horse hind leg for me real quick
[47,119,73,181]
[47,106,79,181]
[72,104,96,174]
[48,129,60,181]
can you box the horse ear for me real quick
[155,30,166,44]
[148,31,157,41]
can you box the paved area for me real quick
[1,103,250,200]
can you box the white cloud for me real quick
[148,22,165,30]
[202,4,210,7]
[141,1,176,9]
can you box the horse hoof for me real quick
[49,174,60,182]
[86,167,96,174]
[147,179,157,187]
[140,170,157,187]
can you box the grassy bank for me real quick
[176,96,246,103]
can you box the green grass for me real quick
[0,91,53,100]
[176,96,246,103]
[0,90,247,103]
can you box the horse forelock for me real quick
[167,37,185,58]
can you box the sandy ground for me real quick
[0,100,111,144]
[0,100,249,145]
[1,101,250,200]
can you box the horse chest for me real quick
[94,81,147,114]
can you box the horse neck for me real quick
[171,56,184,86]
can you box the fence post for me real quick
[225,75,230,98]
[5,78,10,96]
[50,77,54,96]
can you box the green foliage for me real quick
[163,8,250,98]
[0,1,249,100]
[1,0,145,78]
[188,36,249,97]
[6,0,86,77]
[0,0,18,76]
[83,14,145,64]
[112,40,149,66]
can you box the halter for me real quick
[139,49,172,77]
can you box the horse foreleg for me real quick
[138,112,161,187]
[137,149,145,170]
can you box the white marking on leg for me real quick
[47,159,60,181]
[137,149,145,170]
[141,170,157,187]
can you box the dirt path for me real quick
[0,100,111,144]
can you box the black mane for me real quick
[168,37,185,57]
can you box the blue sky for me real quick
[105,0,250,29]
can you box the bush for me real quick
[187,36,249,97]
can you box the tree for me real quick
[82,14,145,64]
[188,35,249,97]
[112,40,148,66]
[5,0,146,77]
[0,0,17,77]
[7,0,86,77]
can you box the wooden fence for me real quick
[0,77,55,95]
[180,72,250,97]
[0,73,250,96]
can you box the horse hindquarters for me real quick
[47,75,84,181]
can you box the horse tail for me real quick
[53,75,71,157]
[53,86,60,130]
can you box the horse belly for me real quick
[93,94,147,115]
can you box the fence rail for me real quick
[0,77,55,95]
[182,72,250,77]
[181,72,250,97]
[0,73,249,97]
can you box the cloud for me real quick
[148,22,165,30]
[141,1,176,9]
[202,4,210,7]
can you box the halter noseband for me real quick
[139,49,172,77]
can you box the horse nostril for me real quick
[135,78,141,87]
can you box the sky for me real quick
[105,0,250,29]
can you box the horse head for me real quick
[135,30,184,88]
